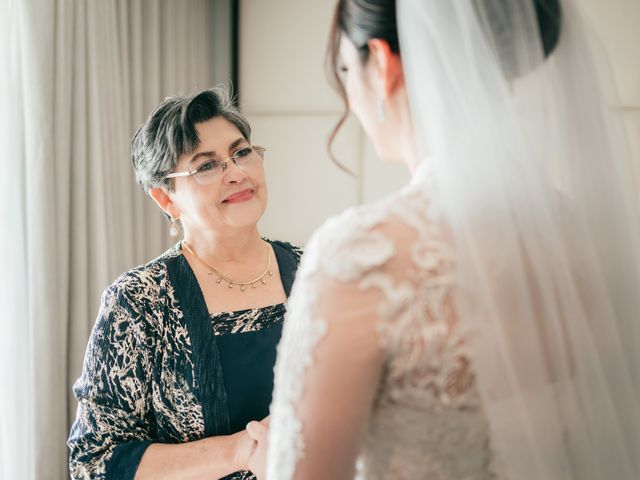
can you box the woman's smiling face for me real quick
[167,116,268,234]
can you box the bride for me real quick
[248,0,640,478]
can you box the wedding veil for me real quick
[398,0,640,478]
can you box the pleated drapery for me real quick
[0,1,227,478]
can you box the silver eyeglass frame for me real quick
[164,145,266,182]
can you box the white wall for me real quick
[579,0,640,199]
[240,0,640,245]
[239,0,409,246]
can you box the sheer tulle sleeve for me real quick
[266,203,433,480]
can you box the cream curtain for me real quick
[0,1,223,478]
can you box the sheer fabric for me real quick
[0,1,216,478]
[398,0,640,478]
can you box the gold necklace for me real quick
[182,240,273,292]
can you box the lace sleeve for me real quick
[266,206,415,480]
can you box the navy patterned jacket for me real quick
[68,240,302,479]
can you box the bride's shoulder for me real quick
[300,188,433,282]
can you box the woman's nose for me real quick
[222,159,248,184]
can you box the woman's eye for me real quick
[197,160,219,173]
[235,147,252,158]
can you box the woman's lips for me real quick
[223,188,255,203]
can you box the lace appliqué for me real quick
[268,206,396,480]
[269,172,496,479]
[267,291,327,480]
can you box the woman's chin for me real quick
[221,202,266,228]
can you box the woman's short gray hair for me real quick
[131,86,251,193]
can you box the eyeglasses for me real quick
[165,145,266,186]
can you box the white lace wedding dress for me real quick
[267,164,501,479]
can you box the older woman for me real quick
[68,87,301,480]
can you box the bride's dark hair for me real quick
[326,0,562,162]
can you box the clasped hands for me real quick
[235,416,269,479]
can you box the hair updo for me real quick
[326,0,562,159]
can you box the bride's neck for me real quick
[390,85,424,175]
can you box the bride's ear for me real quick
[367,38,403,99]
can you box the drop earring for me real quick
[169,217,180,237]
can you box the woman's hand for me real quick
[135,431,258,480]
[230,429,258,472]
[246,417,270,479]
